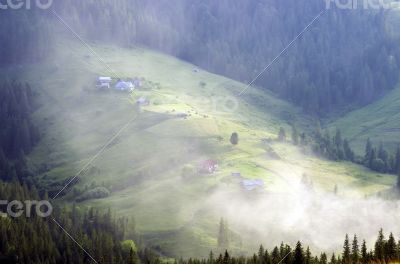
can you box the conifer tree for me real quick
[292,125,299,145]
[343,140,354,162]
[271,247,280,264]
[343,234,351,264]
[320,253,327,264]
[305,247,311,264]
[293,241,304,264]
[351,235,359,264]
[374,229,386,262]
[258,245,265,264]
[364,138,372,163]
[278,127,286,142]
[395,145,400,174]
[331,253,337,264]
[361,240,368,264]
[264,249,272,264]
[218,218,229,250]
[386,232,397,262]
[300,133,307,146]
[396,173,400,193]
[334,184,338,195]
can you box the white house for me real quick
[96,77,112,89]
[98,77,112,83]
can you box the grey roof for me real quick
[115,81,134,90]
[241,179,264,191]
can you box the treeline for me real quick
[49,0,400,114]
[278,126,355,163]
[363,139,400,174]
[0,81,40,181]
[312,127,355,163]
[0,180,160,264]
[278,125,400,177]
[181,230,399,264]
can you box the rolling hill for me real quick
[330,85,400,154]
[2,33,398,258]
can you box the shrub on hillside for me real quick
[230,132,239,145]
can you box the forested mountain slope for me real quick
[4,1,400,113]
[54,0,400,113]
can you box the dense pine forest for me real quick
[0,81,40,182]
[0,180,156,264]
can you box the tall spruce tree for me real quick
[331,253,337,264]
[395,145,400,174]
[386,232,397,262]
[293,241,304,264]
[361,240,368,264]
[343,234,351,264]
[374,229,386,262]
[292,125,299,145]
[217,218,229,250]
[351,235,359,264]
[278,127,286,142]
[364,138,372,164]
[397,173,400,192]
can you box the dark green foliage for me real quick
[312,128,355,163]
[343,140,355,162]
[278,127,287,142]
[310,128,400,176]
[0,9,51,65]
[343,234,351,264]
[230,133,239,145]
[364,139,373,164]
[361,240,368,264]
[374,229,385,262]
[0,180,157,264]
[386,233,397,262]
[218,218,229,250]
[291,126,299,146]
[351,235,359,264]
[395,146,400,174]
[0,81,39,181]
[397,173,400,193]
[363,140,400,175]
[293,242,304,264]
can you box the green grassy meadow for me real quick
[3,35,397,258]
[330,85,400,154]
